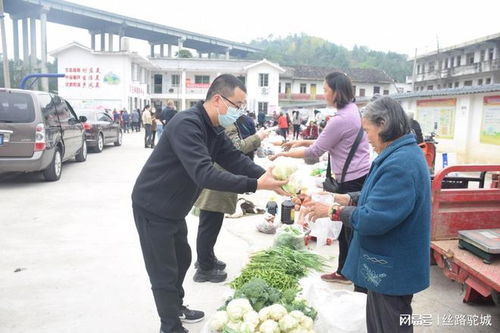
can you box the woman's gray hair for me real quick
[363,96,411,142]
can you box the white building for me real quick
[50,42,153,112]
[408,32,500,92]
[148,58,284,113]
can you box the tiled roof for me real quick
[281,65,394,84]
[391,83,500,99]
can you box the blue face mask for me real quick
[218,106,241,127]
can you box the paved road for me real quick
[1,131,498,333]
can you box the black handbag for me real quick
[323,126,364,193]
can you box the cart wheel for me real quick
[482,259,492,265]
[458,244,465,250]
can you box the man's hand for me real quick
[256,128,269,141]
[268,153,283,161]
[292,193,311,211]
[257,166,289,196]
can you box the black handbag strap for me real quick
[326,126,364,184]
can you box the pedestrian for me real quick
[193,121,269,283]
[407,111,424,144]
[155,111,164,145]
[131,109,140,132]
[112,109,120,124]
[277,112,288,140]
[286,112,291,137]
[302,120,319,139]
[122,109,130,133]
[257,109,266,128]
[292,110,301,140]
[302,96,431,333]
[150,108,158,149]
[142,105,153,148]
[131,74,287,333]
[270,72,371,291]
[160,100,178,127]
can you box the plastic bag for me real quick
[256,213,279,234]
[273,225,305,250]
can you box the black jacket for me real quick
[132,101,265,220]
[160,107,177,125]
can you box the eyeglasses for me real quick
[220,95,246,112]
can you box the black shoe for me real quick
[193,268,227,283]
[194,258,226,271]
[178,305,204,323]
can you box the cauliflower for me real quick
[243,310,260,329]
[258,306,272,322]
[279,314,299,331]
[226,298,253,321]
[272,158,298,181]
[281,172,306,195]
[240,321,257,333]
[258,319,280,333]
[288,328,310,333]
[300,316,314,329]
[268,304,288,321]
[225,320,242,331]
[289,310,306,322]
[209,311,229,332]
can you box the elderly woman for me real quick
[304,96,431,332]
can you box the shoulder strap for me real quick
[340,126,364,184]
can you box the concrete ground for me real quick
[1,130,498,333]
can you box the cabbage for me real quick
[272,158,298,181]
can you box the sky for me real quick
[2,0,500,60]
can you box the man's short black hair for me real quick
[206,74,247,100]
[325,72,355,110]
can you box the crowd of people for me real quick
[131,73,431,333]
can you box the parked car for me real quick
[76,109,122,153]
[0,89,87,181]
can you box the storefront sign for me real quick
[481,96,500,145]
[416,98,456,139]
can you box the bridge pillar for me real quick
[100,32,105,51]
[160,44,164,57]
[30,17,37,69]
[21,18,29,66]
[12,17,19,63]
[225,48,230,60]
[108,33,113,52]
[177,37,184,58]
[90,31,96,50]
[40,6,49,91]
[167,44,172,58]
[150,43,155,58]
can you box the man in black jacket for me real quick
[131,74,287,333]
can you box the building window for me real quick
[285,83,291,95]
[449,57,453,68]
[373,86,380,94]
[478,79,483,86]
[383,89,389,95]
[437,84,441,90]
[448,83,453,88]
[467,53,474,65]
[259,73,269,87]
[464,80,473,87]
[427,85,433,91]
[195,75,210,84]
[454,82,459,88]
[237,76,246,85]
[444,59,448,69]
[417,64,421,74]
[189,101,198,107]
[300,83,307,94]
[278,82,281,93]
[154,74,162,94]
[171,74,180,87]
[486,78,491,84]
[488,48,494,60]
[359,88,365,97]
[428,62,435,72]
[480,50,486,62]
[258,102,268,113]
[456,55,461,66]
[352,85,356,95]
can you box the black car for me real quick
[0,89,87,181]
[77,109,122,153]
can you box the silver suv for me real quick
[0,89,87,181]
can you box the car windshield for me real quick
[76,109,97,121]
[0,91,35,123]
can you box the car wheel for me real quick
[75,139,87,162]
[114,130,123,146]
[43,147,62,181]
[95,133,104,153]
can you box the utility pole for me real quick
[0,0,11,88]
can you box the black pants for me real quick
[151,130,157,147]
[293,124,301,140]
[337,174,367,293]
[280,128,287,140]
[197,209,224,271]
[133,206,191,332]
[366,291,413,333]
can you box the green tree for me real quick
[177,49,193,58]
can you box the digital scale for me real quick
[458,229,500,264]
